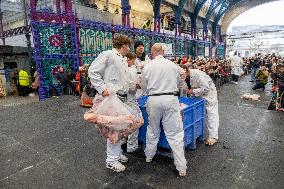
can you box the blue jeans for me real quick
[251,67,259,81]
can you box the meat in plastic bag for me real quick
[84,92,144,144]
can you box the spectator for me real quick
[56,66,67,95]
[250,55,261,82]
[18,69,30,96]
[252,66,269,91]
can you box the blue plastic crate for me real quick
[138,96,205,150]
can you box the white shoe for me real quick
[179,170,187,177]
[235,82,238,85]
[146,158,152,163]
[106,162,126,172]
[119,154,128,163]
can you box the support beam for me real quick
[173,0,187,36]
[56,0,61,14]
[22,0,32,65]
[152,0,162,32]
[0,0,5,45]
[30,0,36,12]
[202,0,223,40]
[190,0,207,39]
[212,1,229,42]
[64,0,73,13]
[121,0,131,27]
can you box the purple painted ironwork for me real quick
[56,0,61,14]
[121,0,131,27]
[30,0,79,100]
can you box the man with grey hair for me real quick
[141,43,187,177]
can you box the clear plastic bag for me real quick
[84,92,144,144]
[92,94,105,109]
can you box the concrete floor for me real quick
[0,76,283,189]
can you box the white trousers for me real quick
[105,96,126,164]
[127,130,139,152]
[125,96,141,153]
[145,96,187,172]
[205,100,219,139]
[106,139,122,164]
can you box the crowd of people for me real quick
[174,51,284,111]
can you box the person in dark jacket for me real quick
[250,55,261,82]
[56,66,67,94]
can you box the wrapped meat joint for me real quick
[84,93,144,144]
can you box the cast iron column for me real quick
[0,0,5,45]
[22,0,32,64]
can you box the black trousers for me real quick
[252,82,265,90]
[232,74,239,82]
[19,86,29,96]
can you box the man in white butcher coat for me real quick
[230,51,244,84]
[88,34,131,172]
[141,43,187,177]
[187,69,219,146]
[125,52,141,153]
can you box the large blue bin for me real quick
[137,96,206,150]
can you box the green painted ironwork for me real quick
[80,28,113,55]
[41,59,74,86]
[79,28,113,64]
[152,35,164,44]
[188,40,197,59]
[205,43,210,58]
[216,44,225,58]
[176,39,185,56]
[36,25,73,56]
[164,37,174,56]
[82,57,96,65]
[198,42,205,57]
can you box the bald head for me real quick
[151,43,164,59]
